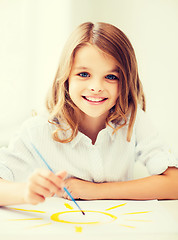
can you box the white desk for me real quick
[0,199,178,240]
[159,200,178,221]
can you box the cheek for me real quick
[110,83,120,99]
[68,80,75,96]
[68,79,81,100]
[112,87,120,106]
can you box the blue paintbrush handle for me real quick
[31,143,85,215]
[31,143,54,172]
[63,187,85,214]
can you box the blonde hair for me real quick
[46,22,145,143]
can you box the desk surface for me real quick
[159,200,178,220]
[0,199,178,240]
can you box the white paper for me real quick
[0,198,177,237]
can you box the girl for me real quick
[0,22,178,206]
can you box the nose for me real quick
[90,88,102,93]
[89,79,103,93]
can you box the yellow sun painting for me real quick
[1,198,177,236]
[5,199,153,234]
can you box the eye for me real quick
[105,74,119,80]
[78,72,90,78]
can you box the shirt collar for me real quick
[70,122,117,148]
[70,131,85,148]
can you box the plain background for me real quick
[0,0,178,167]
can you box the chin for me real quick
[83,111,109,119]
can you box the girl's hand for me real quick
[24,169,67,205]
[63,177,98,200]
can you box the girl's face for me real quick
[68,44,120,119]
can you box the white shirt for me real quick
[0,108,177,182]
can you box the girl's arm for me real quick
[0,179,26,205]
[0,170,66,206]
[63,167,178,200]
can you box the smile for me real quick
[82,96,108,103]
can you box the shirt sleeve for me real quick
[135,108,178,175]
[0,117,44,182]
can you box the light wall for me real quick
[70,0,178,157]
[0,0,72,145]
[0,0,178,160]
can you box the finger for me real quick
[50,192,55,197]
[29,170,62,195]
[34,175,61,194]
[37,169,64,191]
[29,182,52,198]
[25,190,45,205]
[56,171,67,180]
[30,194,45,205]
[61,186,67,199]
[62,192,70,200]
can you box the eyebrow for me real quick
[74,66,89,70]
[74,66,119,73]
[109,68,120,74]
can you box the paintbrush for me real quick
[31,143,85,215]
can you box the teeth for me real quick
[85,97,105,102]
